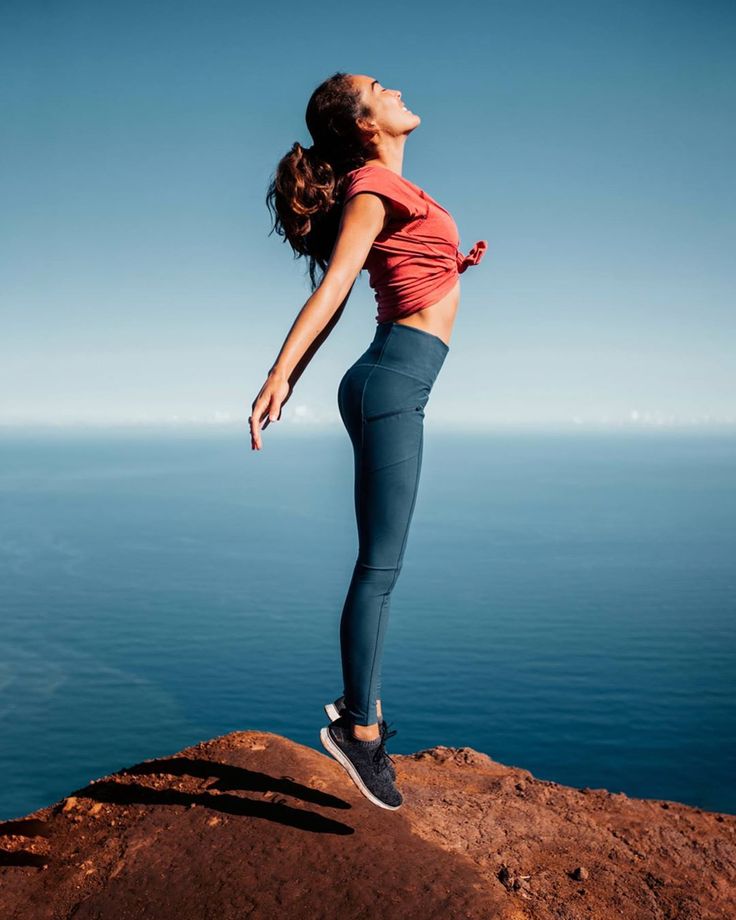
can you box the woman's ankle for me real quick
[351,722,380,742]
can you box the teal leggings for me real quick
[337,321,449,726]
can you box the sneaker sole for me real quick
[319,726,402,811]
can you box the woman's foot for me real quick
[319,716,402,810]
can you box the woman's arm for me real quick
[249,190,389,451]
[281,279,355,391]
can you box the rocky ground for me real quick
[1,730,734,919]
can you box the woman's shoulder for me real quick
[341,166,428,221]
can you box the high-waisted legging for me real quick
[337,320,449,726]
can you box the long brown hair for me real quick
[266,72,372,291]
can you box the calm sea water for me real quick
[0,429,734,821]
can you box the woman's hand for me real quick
[249,371,291,450]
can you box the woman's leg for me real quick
[339,382,427,730]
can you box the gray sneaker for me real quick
[324,695,396,780]
[320,716,403,810]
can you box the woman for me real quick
[251,72,487,810]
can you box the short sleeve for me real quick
[342,166,427,222]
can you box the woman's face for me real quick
[350,74,421,141]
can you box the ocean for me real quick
[1,428,734,821]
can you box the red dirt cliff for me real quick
[1,730,734,919]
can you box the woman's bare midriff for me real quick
[392,278,460,348]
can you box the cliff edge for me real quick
[1,730,734,919]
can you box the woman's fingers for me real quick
[250,395,270,450]
[250,379,288,449]
[250,394,281,450]
[249,412,259,451]
[252,416,269,450]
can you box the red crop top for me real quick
[341,164,488,323]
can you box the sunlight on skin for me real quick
[351,698,383,740]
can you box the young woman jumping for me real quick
[250,71,487,810]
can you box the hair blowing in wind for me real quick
[265,72,373,291]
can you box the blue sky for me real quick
[1,0,734,431]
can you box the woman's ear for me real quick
[355,116,378,145]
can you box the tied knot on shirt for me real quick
[456,240,488,274]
